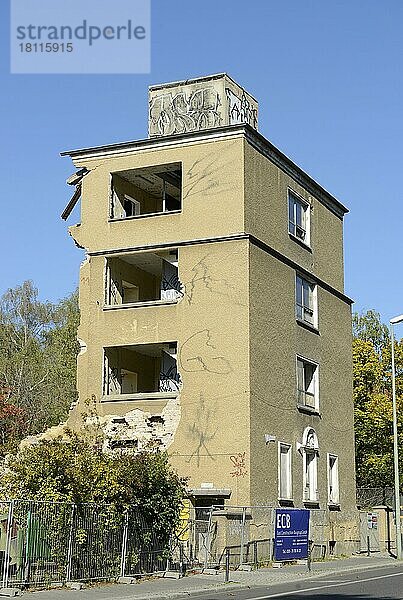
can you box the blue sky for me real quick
[1,0,402,325]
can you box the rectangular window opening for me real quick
[297,357,319,411]
[105,249,182,307]
[328,454,340,505]
[288,190,310,245]
[296,274,317,327]
[103,342,181,399]
[304,450,318,502]
[110,163,182,219]
[279,443,292,500]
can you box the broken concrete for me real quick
[100,392,181,453]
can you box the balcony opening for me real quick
[106,249,182,307]
[103,342,181,399]
[110,163,182,219]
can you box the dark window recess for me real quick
[106,249,182,306]
[104,343,181,397]
[111,163,182,219]
[148,416,165,425]
[194,498,225,521]
[109,439,138,450]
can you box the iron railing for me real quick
[0,500,172,588]
[0,500,350,588]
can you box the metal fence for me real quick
[0,500,172,588]
[175,505,328,571]
[0,500,345,588]
[356,487,401,509]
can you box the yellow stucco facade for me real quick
[62,75,358,552]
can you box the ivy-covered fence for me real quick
[0,500,171,588]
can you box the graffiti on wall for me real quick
[230,452,248,478]
[183,254,247,308]
[149,86,222,136]
[225,88,258,129]
[159,367,182,392]
[186,393,218,466]
[179,329,232,374]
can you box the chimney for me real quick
[148,73,258,138]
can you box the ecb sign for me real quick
[274,509,310,561]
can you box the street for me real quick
[185,565,403,600]
[29,561,403,600]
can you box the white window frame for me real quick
[327,453,340,505]
[296,356,319,412]
[302,428,319,503]
[288,189,310,246]
[296,274,318,328]
[123,194,140,217]
[278,442,293,500]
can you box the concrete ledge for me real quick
[202,568,220,575]
[117,576,136,584]
[238,564,253,572]
[66,582,85,590]
[163,571,181,579]
[0,590,21,598]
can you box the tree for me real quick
[353,310,389,355]
[42,290,80,425]
[0,282,79,453]
[0,429,186,534]
[353,310,403,490]
[0,384,26,452]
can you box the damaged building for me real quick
[61,74,358,553]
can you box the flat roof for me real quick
[148,72,258,102]
[61,124,348,218]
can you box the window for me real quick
[110,163,182,219]
[278,443,292,500]
[123,195,140,217]
[103,342,181,399]
[296,275,317,327]
[302,428,319,503]
[105,249,182,307]
[296,357,319,411]
[328,454,340,505]
[288,191,310,244]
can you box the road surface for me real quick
[184,564,403,600]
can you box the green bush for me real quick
[0,430,187,534]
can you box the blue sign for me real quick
[274,509,310,561]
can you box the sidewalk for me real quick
[27,555,397,600]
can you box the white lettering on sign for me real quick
[277,514,291,529]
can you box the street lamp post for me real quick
[390,314,403,560]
